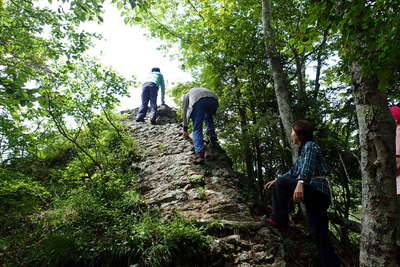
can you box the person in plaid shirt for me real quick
[264,120,339,267]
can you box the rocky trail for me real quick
[121,105,352,267]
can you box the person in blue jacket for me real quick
[136,67,166,124]
[264,120,340,267]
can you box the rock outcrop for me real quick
[121,105,345,267]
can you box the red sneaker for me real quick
[264,218,281,228]
[266,218,279,226]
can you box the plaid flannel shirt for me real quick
[279,141,331,197]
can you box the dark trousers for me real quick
[137,82,158,121]
[190,97,218,153]
[271,178,340,267]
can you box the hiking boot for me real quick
[150,118,157,125]
[136,117,145,122]
[191,152,205,164]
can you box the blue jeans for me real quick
[271,178,339,267]
[137,82,158,121]
[190,97,218,153]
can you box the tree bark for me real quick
[261,0,296,161]
[351,62,397,267]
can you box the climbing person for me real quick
[136,67,166,125]
[389,105,400,194]
[180,87,219,163]
[263,120,340,267]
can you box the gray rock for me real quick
[120,107,294,267]
[224,235,241,245]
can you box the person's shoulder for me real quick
[191,87,209,91]
[303,141,320,151]
[189,87,208,93]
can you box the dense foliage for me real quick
[0,0,211,265]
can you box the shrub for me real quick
[0,168,50,220]
[128,215,211,267]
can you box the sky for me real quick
[81,3,193,110]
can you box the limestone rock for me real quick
[121,106,316,267]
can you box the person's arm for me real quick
[159,74,166,104]
[182,93,189,132]
[264,168,294,189]
[278,170,292,180]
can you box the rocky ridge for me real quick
[121,105,328,267]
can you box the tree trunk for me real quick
[252,109,265,194]
[351,62,397,267]
[293,48,307,118]
[313,49,323,99]
[337,151,352,244]
[235,88,255,184]
[313,32,327,99]
[293,48,306,101]
[261,0,296,161]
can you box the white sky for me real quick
[81,3,193,110]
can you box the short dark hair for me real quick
[151,67,160,72]
[292,120,313,143]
